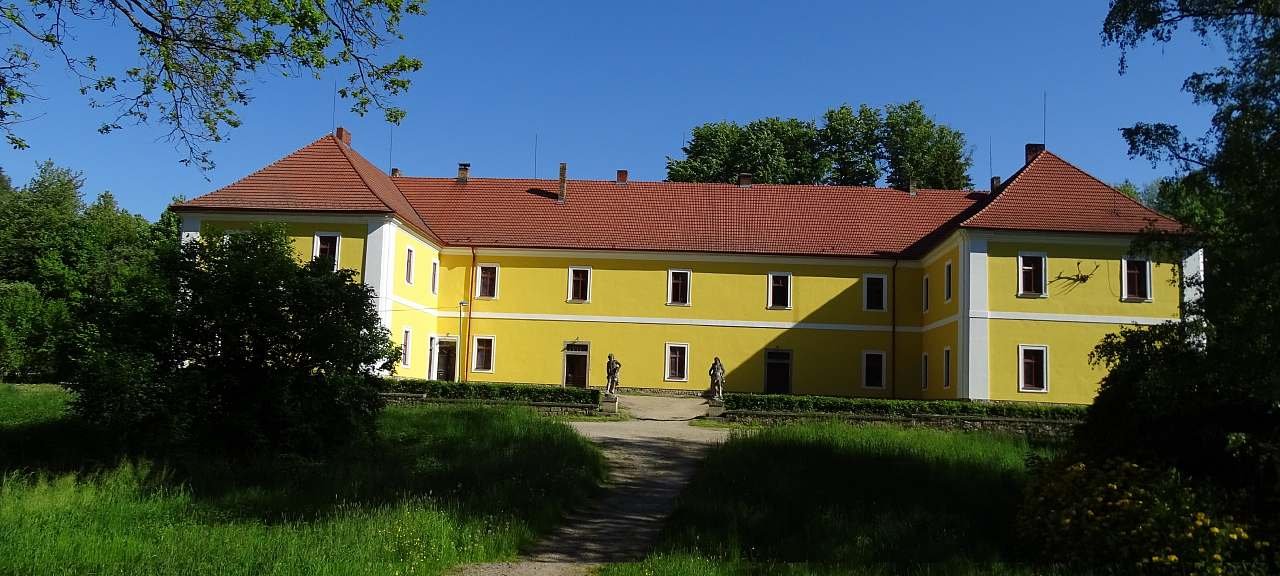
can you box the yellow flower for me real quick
[1167,554,1179,562]
[1210,527,1220,534]
[1212,554,1223,562]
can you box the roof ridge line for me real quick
[1041,151,1182,224]
[959,150,1048,227]
[330,135,395,213]
[331,136,449,244]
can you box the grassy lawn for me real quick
[603,422,1064,576]
[0,383,606,575]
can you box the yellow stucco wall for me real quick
[919,320,959,400]
[202,219,368,281]
[921,244,960,326]
[388,225,443,379]
[987,319,1118,404]
[987,241,1180,318]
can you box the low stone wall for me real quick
[381,393,601,416]
[720,409,1079,441]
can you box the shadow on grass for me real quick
[658,422,1046,568]
[0,397,606,530]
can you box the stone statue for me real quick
[705,357,725,401]
[605,353,622,396]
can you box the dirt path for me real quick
[452,395,727,576]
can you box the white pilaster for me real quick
[1182,248,1204,309]
[365,217,398,329]
[963,232,991,400]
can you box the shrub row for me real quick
[723,393,1087,421]
[380,378,601,405]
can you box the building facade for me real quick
[173,128,1199,404]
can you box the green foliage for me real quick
[620,423,1048,573]
[667,101,973,188]
[723,393,1087,421]
[1020,458,1272,574]
[0,384,605,575]
[382,378,601,404]
[2,0,425,168]
[0,283,60,380]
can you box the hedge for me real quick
[380,378,601,405]
[722,393,1087,421]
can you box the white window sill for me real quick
[566,299,590,304]
[1121,297,1153,303]
[766,306,793,311]
[472,369,494,374]
[1018,388,1049,394]
[664,377,689,383]
[1016,293,1048,299]
[666,302,691,307]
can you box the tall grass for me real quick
[604,422,1059,576]
[0,384,606,575]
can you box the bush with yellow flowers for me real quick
[1019,457,1274,575]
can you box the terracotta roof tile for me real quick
[961,151,1182,234]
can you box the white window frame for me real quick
[474,263,500,299]
[667,269,692,306]
[944,260,953,303]
[1017,251,1049,298]
[943,346,952,389]
[922,274,930,313]
[400,328,412,368]
[312,232,342,271]
[664,342,690,382]
[431,260,439,295]
[921,352,929,390]
[1121,257,1153,303]
[862,273,887,312]
[767,272,793,310]
[471,335,496,373]
[1018,344,1050,393]
[566,266,592,303]
[862,350,887,389]
[405,247,415,285]
[429,335,460,382]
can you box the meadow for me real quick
[602,422,1067,576]
[0,384,606,575]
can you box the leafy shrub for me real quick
[723,393,1087,421]
[1020,457,1273,574]
[382,379,600,405]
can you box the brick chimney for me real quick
[456,162,470,183]
[558,162,568,201]
[616,169,628,184]
[1025,143,1045,165]
[390,167,402,177]
[737,172,752,187]
[990,175,1001,192]
[335,127,351,145]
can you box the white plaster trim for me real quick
[437,246,921,268]
[862,350,887,389]
[963,232,991,401]
[180,214,202,243]
[862,273,888,312]
[1018,344,1050,393]
[667,269,692,306]
[983,230,1138,246]
[364,218,394,329]
[975,310,1173,325]
[1182,248,1204,312]
[766,272,792,310]
[567,266,592,303]
[471,335,496,373]
[664,342,690,382]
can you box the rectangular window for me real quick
[943,347,952,389]
[921,353,929,390]
[922,275,930,312]
[473,336,494,373]
[1019,253,1047,297]
[944,261,953,302]
[405,248,415,285]
[1019,345,1048,393]
[401,329,411,367]
[863,274,886,311]
[431,261,439,295]
[668,269,691,306]
[314,233,340,271]
[1123,258,1151,301]
[568,267,591,302]
[863,351,885,389]
[768,272,791,309]
[476,264,499,299]
[665,343,688,381]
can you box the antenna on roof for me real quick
[388,124,394,172]
[1042,90,1047,147]
[533,133,539,179]
[988,135,993,187]
[331,78,337,132]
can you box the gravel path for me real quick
[451,395,728,576]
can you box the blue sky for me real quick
[3,1,1220,220]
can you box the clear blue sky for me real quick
[2,0,1220,220]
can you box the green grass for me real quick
[0,384,606,575]
[602,422,1061,576]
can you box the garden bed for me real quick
[723,393,1087,420]
[380,378,601,406]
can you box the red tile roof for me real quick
[175,133,1183,259]
[173,134,441,243]
[961,150,1182,234]
[395,177,986,258]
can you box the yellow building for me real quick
[172,129,1198,404]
